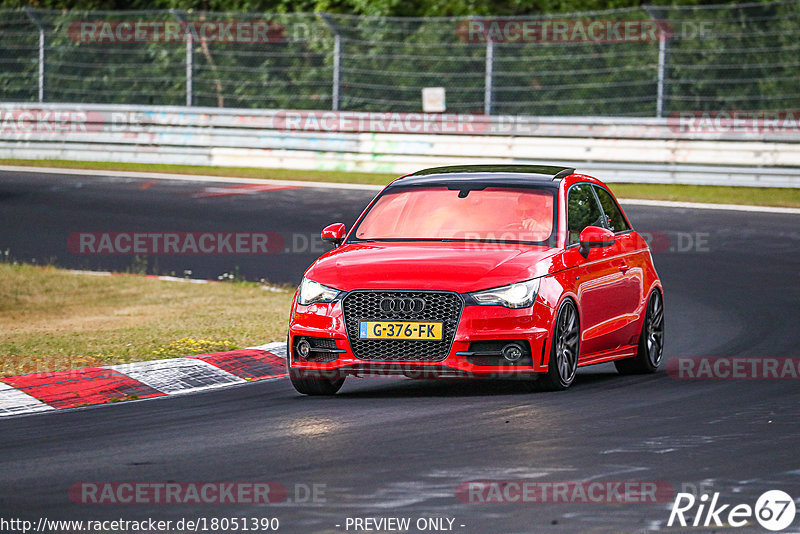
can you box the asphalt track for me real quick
[1,170,800,533]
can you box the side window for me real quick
[567,183,604,245]
[594,186,631,233]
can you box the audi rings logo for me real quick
[379,297,426,314]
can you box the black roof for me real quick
[408,164,574,178]
[390,164,575,190]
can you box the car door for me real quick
[565,183,624,358]
[593,185,644,348]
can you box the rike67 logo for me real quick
[668,490,796,531]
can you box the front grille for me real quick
[342,291,463,362]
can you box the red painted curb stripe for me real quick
[191,349,287,381]
[1,368,165,409]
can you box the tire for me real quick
[287,337,345,395]
[615,289,664,375]
[288,369,345,395]
[536,299,580,391]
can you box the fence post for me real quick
[24,8,45,103]
[646,6,669,118]
[319,13,342,111]
[484,38,494,116]
[172,10,192,106]
[332,33,341,111]
[186,33,193,107]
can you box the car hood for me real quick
[305,241,559,293]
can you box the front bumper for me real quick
[288,296,555,378]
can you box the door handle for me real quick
[618,263,630,273]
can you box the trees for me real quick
[0,0,752,16]
[2,1,797,115]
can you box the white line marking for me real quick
[3,164,796,213]
[67,269,113,276]
[65,269,291,291]
[0,165,384,191]
[618,198,800,214]
[67,269,213,283]
[145,275,212,284]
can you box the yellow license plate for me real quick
[359,321,443,340]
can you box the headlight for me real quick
[469,278,540,309]
[298,277,340,305]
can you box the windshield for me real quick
[353,185,556,244]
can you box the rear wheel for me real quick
[615,289,664,374]
[536,299,580,391]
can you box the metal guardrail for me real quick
[1,103,799,187]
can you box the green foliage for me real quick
[0,0,775,15]
[1,2,798,115]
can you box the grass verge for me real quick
[1,158,798,208]
[0,158,397,186]
[610,183,800,209]
[0,263,293,378]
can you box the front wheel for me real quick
[288,367,345,395]
[286,340,345,395]
[535,299,580,391]
[615,289,664,374]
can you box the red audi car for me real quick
[287,165,664,395]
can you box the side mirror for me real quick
[578,226,615,258]
[321,223,346,247]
